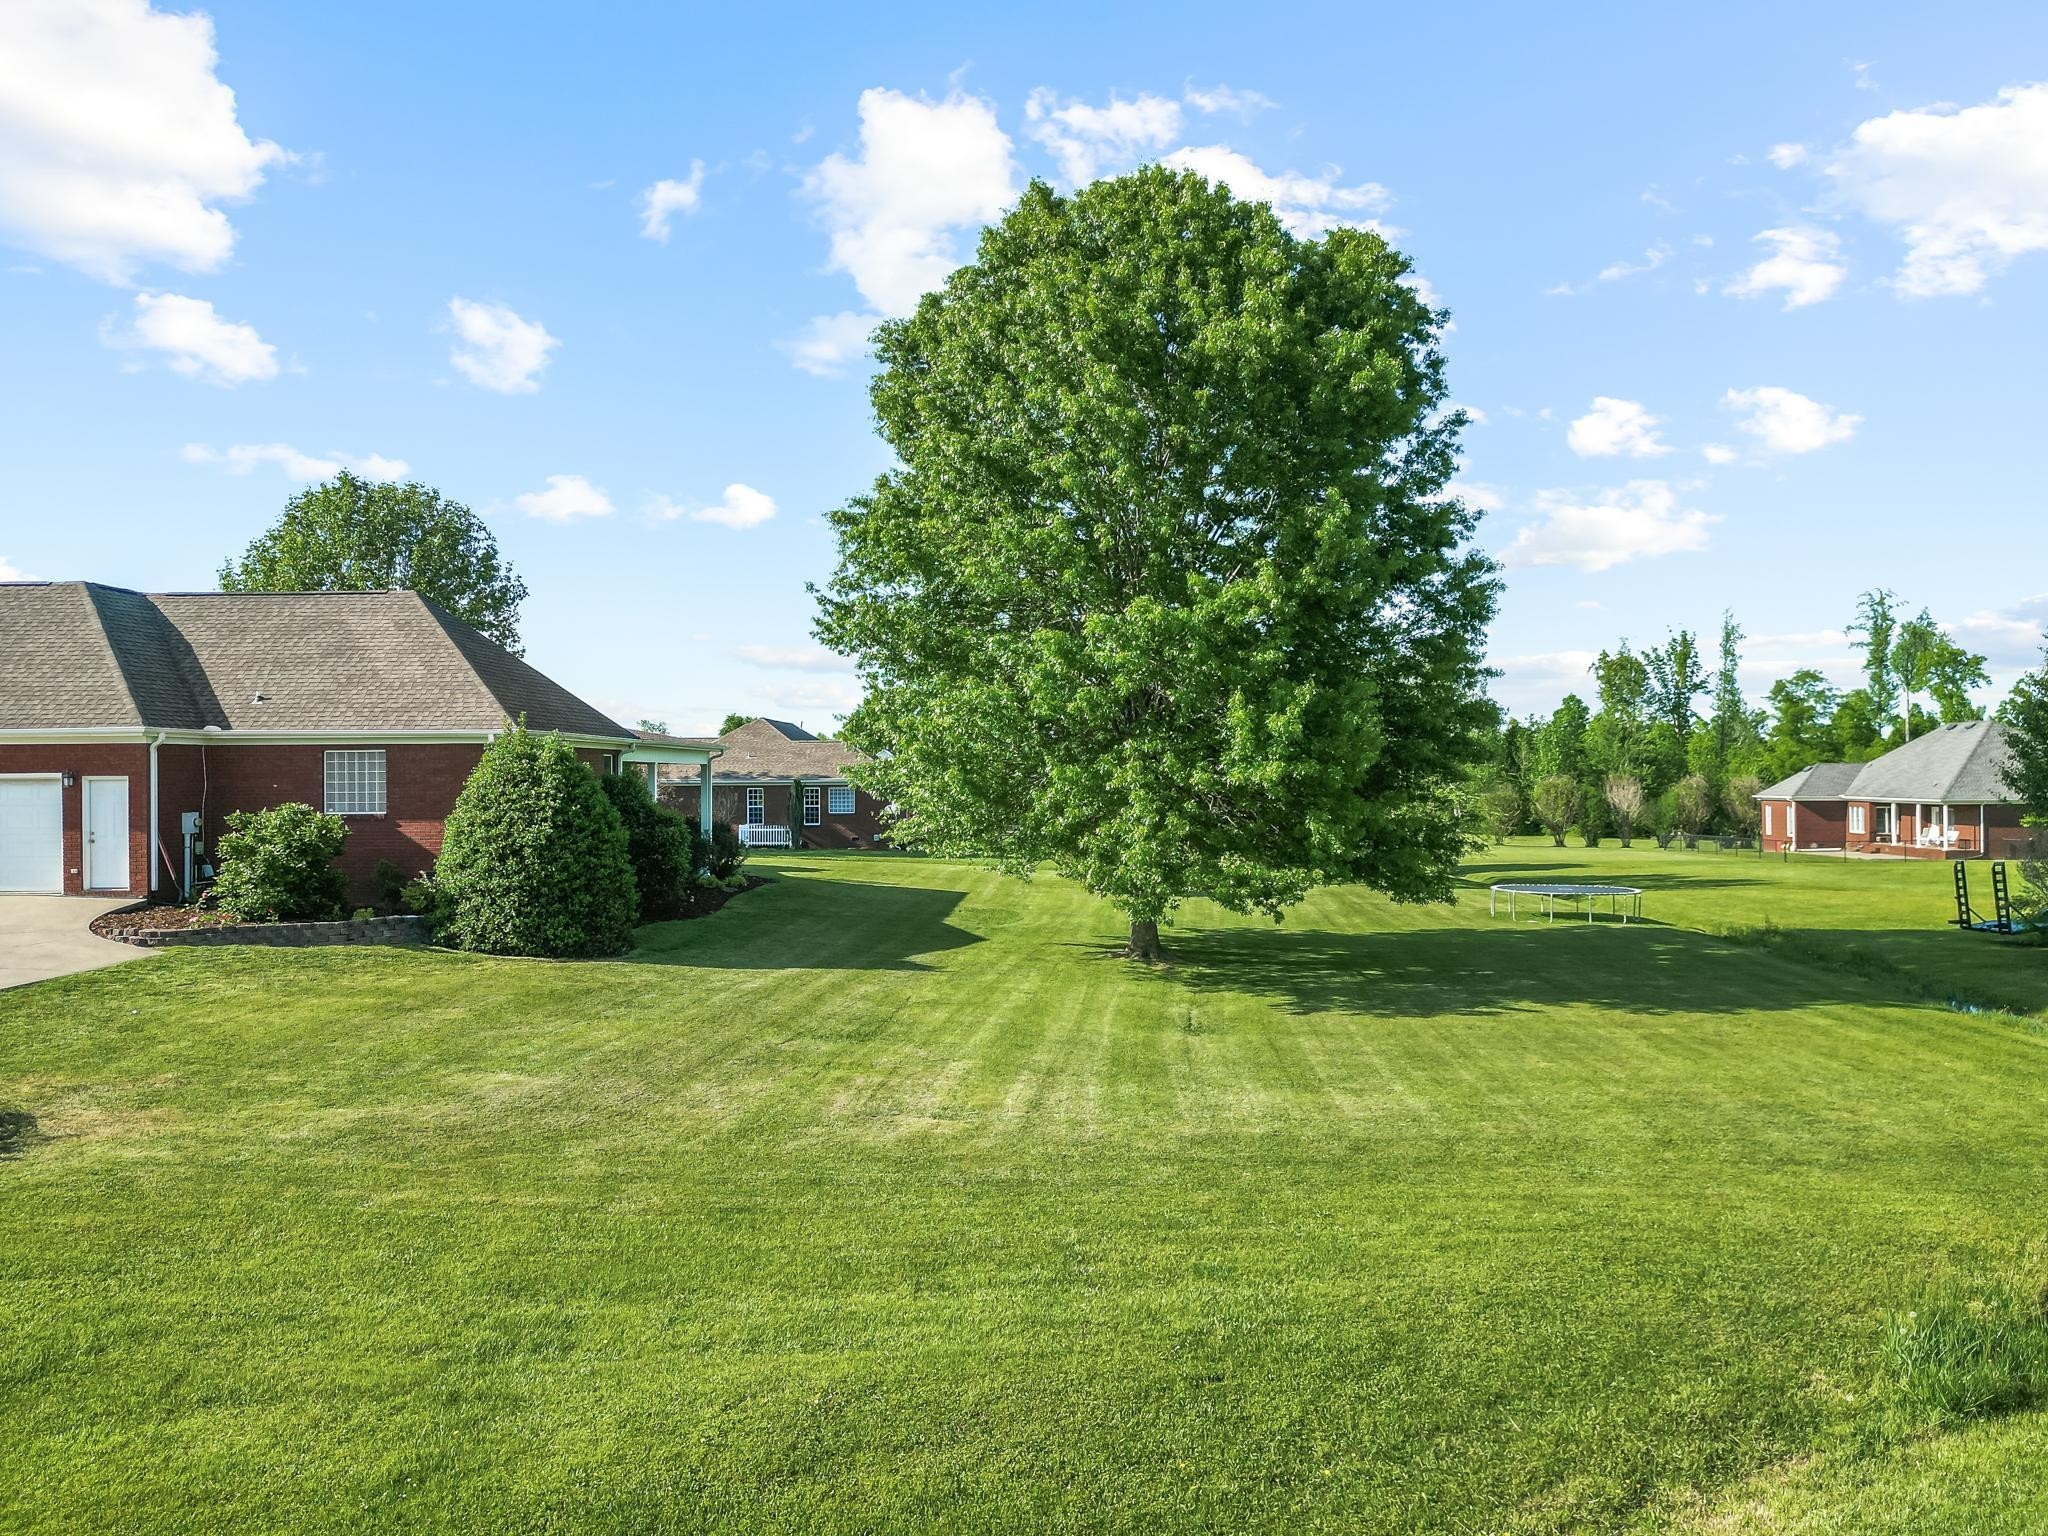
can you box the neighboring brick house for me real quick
[651,717,888,849]
[0,581,654,901]
[1756,720,2035,860]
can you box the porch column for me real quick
[700,763,714,838]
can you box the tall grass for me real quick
[1880,1255,2048,1428]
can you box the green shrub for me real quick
[350,907,376,923]
[597,771,693,922]
[1880,1261,2048,1427]
[706,819,747,880]
[432,726,637,958]
[372,858,408,910]
[211,802,349,922]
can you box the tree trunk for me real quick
[1125,919,1165,962]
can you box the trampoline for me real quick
[1490,882,1644,924]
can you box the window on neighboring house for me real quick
[827,785,855,816]
[324,749,387,815]
[803,785,822,825]
[1849,804,1866,834]
[745,787,765,825]
[1762,803,1773,835]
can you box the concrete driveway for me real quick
[0,897,157,992]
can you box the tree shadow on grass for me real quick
[0,1109,43,1159]
[1157,922,1892,1019]
[626,877,982,973]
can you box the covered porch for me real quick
[618,738,717,837]
[1857,799,2000,859]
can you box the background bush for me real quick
[433,727,637,958]
[598,770,693,922]
[211,802,350,922]
[706,819,747,880]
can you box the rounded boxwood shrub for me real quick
[211,802,350,921]
[597,770,692,922]
[434,726,637,957]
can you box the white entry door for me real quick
[84,777,130,891]
[0,777,64,893]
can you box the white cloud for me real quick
[1162,144,1391,238]
[1596,243,1670,282]
[733,643,855,673]
[749,676,864,720]
[0,0,288,284]
[803,87,1018,317]
[780,310,878,377]
[1444,479,1504,511]
[181,442,407,482]
[1826,83,2048,296]
[0,555,33,581]
[1700,442,1739,465]
[1500,480,1718,572]
[638,161,705,241]
[1725,227,1846,309]
[1948,595,2048,665]
[100,291,276,384]
[1183,83,1275,117]
[1567,397,1671,458]
[446,297,557,393]
[689,483,777,529]
[1723,386,1861,453]
[515,473,613,521]
[1025,88,1181,185]
[1767,142,1810,169]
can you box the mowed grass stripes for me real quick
[1,846,2043,1533]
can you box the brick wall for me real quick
[185,743,488,902]
[707,782,889,849]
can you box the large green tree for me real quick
[1847,588,1901,733]
[1644,629,1709,740]
[219,471,528,652]
[1762,668,1840,782]
[814,169,1497,959]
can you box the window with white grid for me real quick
[746,787,765,825]
[827,785,855,816]
[802,785,822,825]
[324,750,387,815]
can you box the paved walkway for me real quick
[0,897,157,992]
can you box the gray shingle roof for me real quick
[0,582,631,739]
[658,716,865,785]
[1844,720,2017,804]
[1755,762,1864,801]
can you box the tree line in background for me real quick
[1473,589,1999,849]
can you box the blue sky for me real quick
[3,2,2045,733]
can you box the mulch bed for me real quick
[669,875,771,921]
[92,876,770,941]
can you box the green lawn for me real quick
[2,844,2044,1533]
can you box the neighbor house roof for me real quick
[1842,720,2017,804]
[0,582,632,739]
[1754,762,1865,802]
[657,716,864,784]
[1753,722,2019,806]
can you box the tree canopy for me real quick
[219,471,528,652]
[814,168,1497,957]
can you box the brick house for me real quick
[1755,720,2034,859]
[0,582,697,901]
[650,718,888,849]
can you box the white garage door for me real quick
[0,778,64,893]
